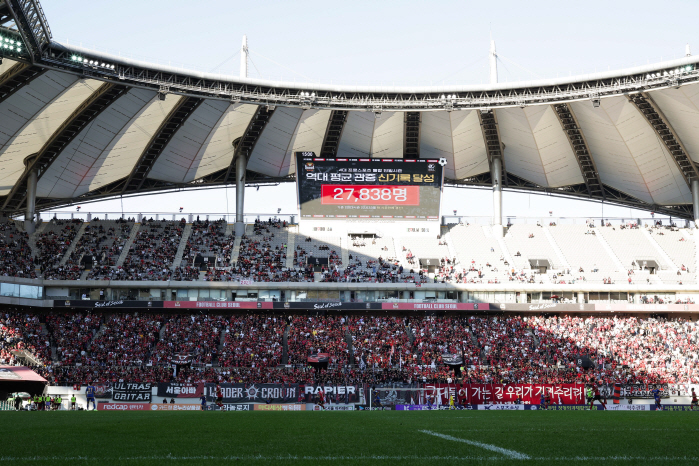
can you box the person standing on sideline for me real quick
[14,394,22,411]
[691,388,698,411]
[652,386,662,411]
[85,383,97,411]
[200,394,207,411]
[71,394,76,410]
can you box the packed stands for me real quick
[107,219,185,280]
[0,221,36,278]
[2,310,698,386]
[219,315,285,367]
[149,314,227,366]
[36,219,83,279]
[45,312,101,364]
[87,313,163,366]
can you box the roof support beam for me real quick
[319,110,347,157]
[120,96,203,194]
[404,111,420,159]
[627,93,699,186]
[6,0,51,60]
[552,103,605,199]
[0,62,44,105]
[478,109,509,183]
[223,105,275,183]
[1,82,130,213]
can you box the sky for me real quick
[36,0,699,220]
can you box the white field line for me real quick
[1,455,699,462]
[420,430,530,460]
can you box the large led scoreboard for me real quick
[296,154,444,220]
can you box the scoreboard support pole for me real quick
[235,155,247,236]
[492,156,503,237]
[25,168,37,234]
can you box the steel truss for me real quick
[552,103,605,198]
[319,110,347,157]
[627,93,699,186]
[404,112,420,159]
[2,35,688,113]
[6,0,50,59]
[1,83,129,212]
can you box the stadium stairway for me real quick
[591,228,625,271]
[285,226,296,268]
[171,223,193,269]
[230,235,242,265]
[59,222,89,266]
[492,226,514,266]
[116,223,140,267]
[542,226,570,270]
[282,326,289,364]
[27,221,48,260]
[442,227,459,265]
[345,328,354,366]
[341,236,349,267]
[642,229,680,273]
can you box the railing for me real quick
[18,211,297,224]
[442,215,692,228]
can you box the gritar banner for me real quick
[296,156,443,220]
[204,383,299,403]
[112,382,152,402]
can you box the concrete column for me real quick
[492,156,503,237]
[235,154,247,236]
[692,179,699,227]
[24,169,37,234]
[577,291,585,304]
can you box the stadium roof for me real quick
[2,1,699,217]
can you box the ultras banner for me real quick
[302,385,361,403]
[204,383,299,403]
[157,383,204,398]
[112,382,152,402]
[423,383,585,405]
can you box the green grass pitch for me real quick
[2,411,699,465]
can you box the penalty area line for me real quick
[420,429,531,460]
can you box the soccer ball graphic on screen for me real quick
[438,158,447,167]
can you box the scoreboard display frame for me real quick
[296,155,444,221]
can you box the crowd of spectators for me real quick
[3,310,699,386]
[0,221,36,278]
[219,315,285,367]
[149,314,227,366]
[37,219,83,279]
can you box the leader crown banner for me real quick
[112,382,152,402]
[205,383,299,403]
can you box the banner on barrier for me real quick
[149,403,200,411]
[112,382,152,402]
[157,383,204,398]
[205,383,299,403]
[303,385,360,403]
[424,383,585,405]
[309,404,356,411]
[98,403,148,411]
[254,404,305,411]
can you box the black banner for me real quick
[157,383,204,398]
[441,353,463,365]
[297,157,443,220]
[171,353,192,365]
[308,353,330,363]
[205,383,300,403]
[112,382,152,402]
[621,384,669,399]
